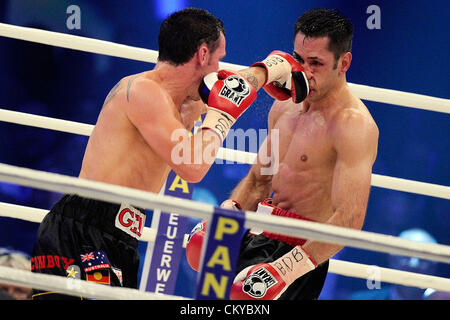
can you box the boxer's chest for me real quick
[275,110,335,169]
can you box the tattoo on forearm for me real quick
[102,80,121,108]
[243,71,259,90]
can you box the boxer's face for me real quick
[190,32,226,101]
[293,33,348,101]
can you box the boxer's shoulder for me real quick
[268,99,304,129]
[124,75,175,115]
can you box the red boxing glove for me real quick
[185,200,242,272]
[230,246,317,300]
[252,50,309,103]
[186,220,207,271]
[199,70,257,142]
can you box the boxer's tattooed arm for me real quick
[126,75,138,102]
[241,71,259,90]
[102,80,121,108]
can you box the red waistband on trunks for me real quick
[259,199,313,247]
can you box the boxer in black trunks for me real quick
[186,9,378,300]
[229,9,378,300]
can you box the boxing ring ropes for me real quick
[0,23,449,300]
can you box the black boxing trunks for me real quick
[31,194,146,300]
[236,199,329,300]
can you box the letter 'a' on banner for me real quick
[195,207,247,300]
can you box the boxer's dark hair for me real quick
[294,9,353,67]
[158,8,225,65]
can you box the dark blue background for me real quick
[0,0,448,299]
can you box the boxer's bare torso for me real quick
[79,71,205,194]
[231,81,378,263]
[232,34,378,240]
[269,88,377,223]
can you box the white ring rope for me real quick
[2,201,449,292]
[0,108,448,200]
[0,266,188,300]
[0,162,449,265]
[0,108,95,136]
[0,23,449,113]
[329,260,450,292]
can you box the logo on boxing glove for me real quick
[242,267,278,298]
[219,75,251,107]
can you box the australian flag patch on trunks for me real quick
[80,250,110,273]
